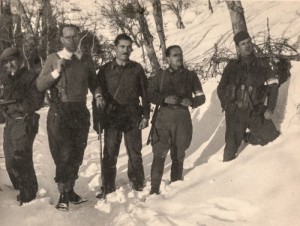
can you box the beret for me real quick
[0,47,21,62]
[234,31,251,46]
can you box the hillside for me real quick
[1,1,300,225]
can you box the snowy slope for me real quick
[1,1,300,226]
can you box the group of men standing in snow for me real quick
[0,24,280,210]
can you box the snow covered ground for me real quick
[1,1,300,226]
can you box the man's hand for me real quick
[57,59,67,73]
[180,98,192,107]
[164,95,180,105]
[139,118,148,130]
[95,96,106,110]
[192,95,206,108]
[264,109,273,120]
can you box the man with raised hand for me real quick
[36,24,101,211]
[217,31,280,162]
[147,45,206,195]
[0,47,44,205]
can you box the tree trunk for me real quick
[12,13,22,48]
[131,0,160,72]
[226,1,247,35]
[208,0,213,13]
[41,0,58,58]
[176,15,185,29]
[151,0,166,63]
[13,0,37,67]
[0,0,13,52]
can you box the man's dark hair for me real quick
[165,45,182,57]
[59,24,80,37]
[114,34,133,46]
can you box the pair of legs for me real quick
[101,124,145,194]
[151,107,192,193]
[47,103,90,209]
[224,105,280,161]
[3,114,39,204]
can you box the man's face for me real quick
[237,38,253,57]
[167,48,183,69]
[60,27,80,53]
[3,57,22,75]
[115,40,133,62]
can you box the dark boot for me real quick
[96,186,116,199]
[56,192,69,211]
[130,179,146,192]
[170,160,184,183]
[149,187,160,195]
[19,181,37,205]
[243,132,250,143]
[151,156,166,193]
[69,189,87,204]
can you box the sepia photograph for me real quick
[0,0,300,225]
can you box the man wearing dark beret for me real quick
[0,47,44,204]
[217,31,280,162]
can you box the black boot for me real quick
[69,189,87,204]
[19,182,36,205]
[149,187,160,195]
[56,192,69,211]
[130,179,146,192]
[96,186,115,199]
[243,132,250,143]
[170,160,184,183]
[150,156,165,193]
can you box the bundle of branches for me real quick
[208,32,300,85]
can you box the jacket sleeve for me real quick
[97,65,109,99]
[85,54,101,96]
[147,70,165,106]
[138,64,150,119]
[190,71,205,108]
[11,72,45,114]
[21,74,45,112]
[263,60,279,113]
[217,60,234,109]
[36,54,59,92]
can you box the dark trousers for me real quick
[151,107,192,190]
[47,103,90,192]
[102,124,144,192]
[224,104,280,161]
[3,114,39,203]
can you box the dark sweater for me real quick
[37,52,100,102]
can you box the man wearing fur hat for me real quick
[217,31,280,162]
[0,47,44,204]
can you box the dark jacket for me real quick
[98,60,150,120]
[36,52,100,102]
[217,55,279,113]
[148,67,205,108]
[0,67,44,116]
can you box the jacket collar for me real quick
[111,59,134,69]
[237,53,257,65]
[57,48,82,60]
[168,66,185,73]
